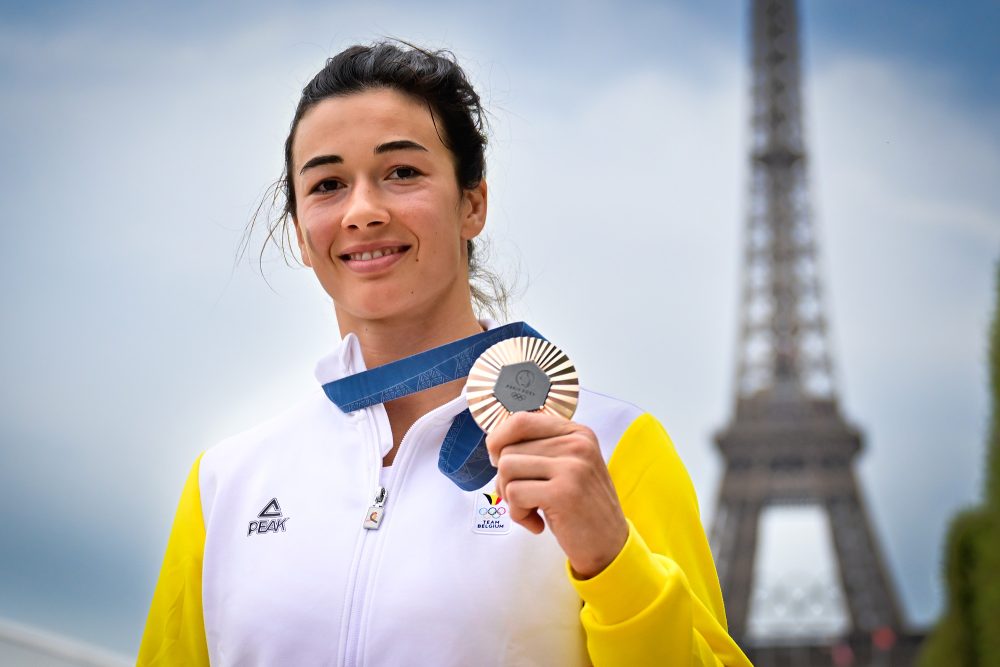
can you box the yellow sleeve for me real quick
[568,413,752,666]
[138,454,211,666]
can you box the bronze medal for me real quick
[464,337,580,433]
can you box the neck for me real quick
[337,305,485,370]
[335,300,486,464]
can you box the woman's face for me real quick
[291,88,487,327]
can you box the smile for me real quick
[338,244,411,274]
[340,246,408,262]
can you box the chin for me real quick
[332,276,465,326]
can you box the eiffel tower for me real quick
[709,1,922,664]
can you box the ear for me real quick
[459,180,488,241]
[292,216,313,268]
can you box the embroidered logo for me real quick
[472,492,511,535]
[247,498,290,536]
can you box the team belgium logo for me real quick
[247,498,290,536]
[479,493,507,518]
[473,492,510,534]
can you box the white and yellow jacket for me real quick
[139,331,751,666]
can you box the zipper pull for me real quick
[363,486,387,530]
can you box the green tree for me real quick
[920,262,1000,666]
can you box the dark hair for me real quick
[247,40,508,317]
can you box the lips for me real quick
[337,244,411,273]
[339,246,408,262]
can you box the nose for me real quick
[341,180,388,231]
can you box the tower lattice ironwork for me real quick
[709,1,918,663]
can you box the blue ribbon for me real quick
[322,322,545,491]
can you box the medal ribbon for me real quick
[322,322,545,491]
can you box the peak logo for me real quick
[247,498,290,536]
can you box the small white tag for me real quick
[363,505,384,530]
[472,492,511,535]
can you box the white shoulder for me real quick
[198,390,347,501]
[574,388,645,462]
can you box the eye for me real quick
[311,178,344,194]
[388,166,422,180]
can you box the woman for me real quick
[139,42,751,666]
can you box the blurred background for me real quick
[1,0,998,662]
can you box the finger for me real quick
[512,507,545,534]
[493,436,570,460]
[503,479,550,516]
[486,411,575,461]
[503,479,549,534]
[495,453,556,501]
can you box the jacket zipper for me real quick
[362,486,387,530]
[339,405,387,667]
[340,403,455,666]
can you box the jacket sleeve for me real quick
[138,453,211,666]
[568,414,752,666]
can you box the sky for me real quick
[1,0,998,657]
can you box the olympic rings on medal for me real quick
[478,506,507,517]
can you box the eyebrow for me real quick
[375,139,428,155]
[299,140,429,175]
[299,154,342,174]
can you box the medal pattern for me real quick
[465,337,579,433]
